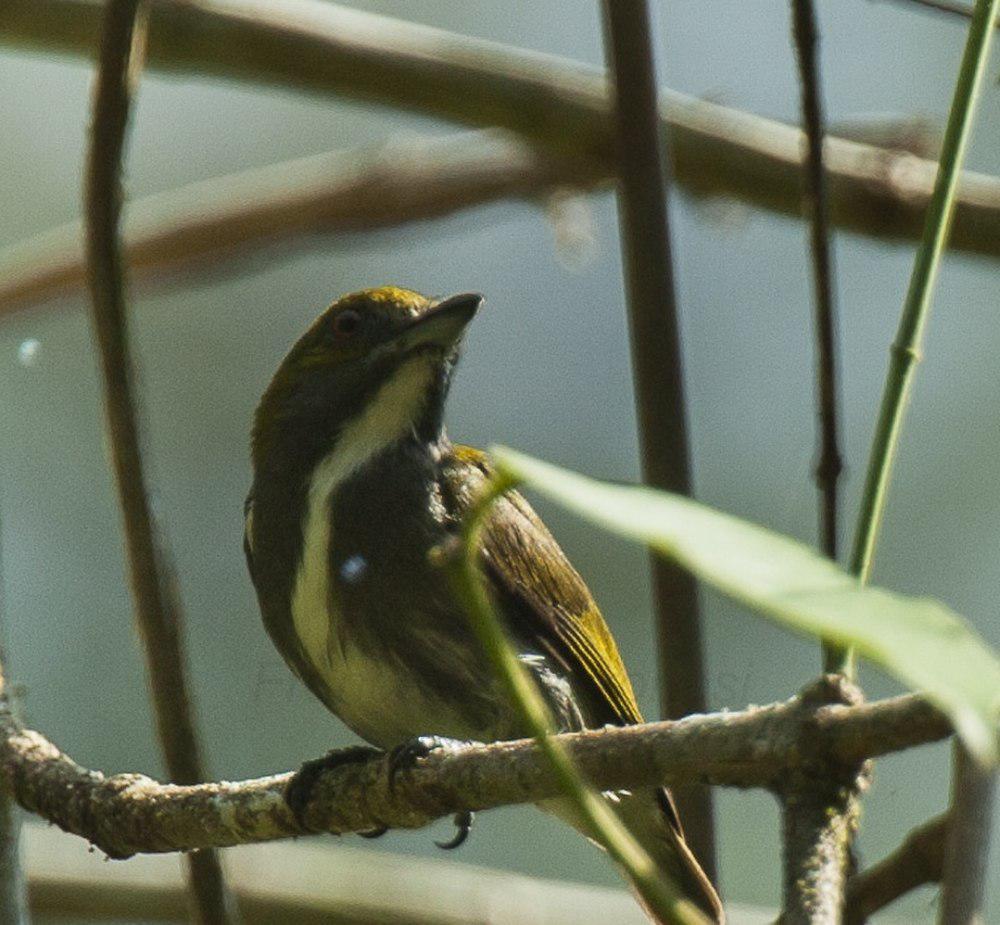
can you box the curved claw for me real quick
[285,745,383,829]
[387,735,462,794]
[435,810,474,850]
[358,824,389,839]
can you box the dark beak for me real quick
[391,292,483,353]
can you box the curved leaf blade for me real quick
[492,446,1000,765]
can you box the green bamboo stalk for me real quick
[446,477,709,925]
[841,0,1000,676]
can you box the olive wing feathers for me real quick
[442,445,643,728]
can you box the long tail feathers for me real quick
[541,790,725,924]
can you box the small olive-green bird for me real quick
[245,286,723,923]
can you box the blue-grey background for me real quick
[1,1,998,921]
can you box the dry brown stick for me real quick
[83,2,234,921]
[6,1,1000,256]
[0,681,952,862]
[887,0,985,20]
[843,814,947,925]
[0,131,598,314]
[600,0,715,883]
[939,746,997,924]
[0,118,946,317]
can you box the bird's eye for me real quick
[332,309,361,338]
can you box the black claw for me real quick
[285,745,382,830]
[358,824,389,839]
[435,810,474,850]
[387,735,457,794]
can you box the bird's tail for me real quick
[541,789,724,924]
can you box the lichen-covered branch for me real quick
[5,0,1000,256]
[0,680,950,862]
[776,678,869,924]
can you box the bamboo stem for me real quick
[847,0,1000,670]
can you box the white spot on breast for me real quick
[339,554,367,584]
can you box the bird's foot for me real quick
[386,736,478,850]
[435,810,475,850]
[285,744,383,831]
[386,735,474,794]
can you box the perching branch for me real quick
[843,814,947,925]
[0,675,951,862]
[6,1,1000,256]
[83,1,234,920]
[601,0,714,884]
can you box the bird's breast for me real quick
[289,445,492,747]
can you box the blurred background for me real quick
[1,1,998,921]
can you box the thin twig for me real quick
[0,679,952,861]
[83,1,234,921]
[843,814,947,925]
[787,7,855,920]
[886,0,987,21]
[790,0,843,572]
[7,2,1000,256]
[939,748,997,924]
[600,0,715,885]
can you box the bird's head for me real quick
[251,286,482,475]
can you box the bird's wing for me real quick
[442,445,644,728]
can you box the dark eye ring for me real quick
[333,309,361,338]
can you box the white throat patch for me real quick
[290,355,435,688]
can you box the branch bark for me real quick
[843,814,947,925]
[776,678,869,924]
[0,681,951,862]
[5,1,1000,257]
[84,2,234,920]
[939,747,997,924]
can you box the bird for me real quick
[244,285,723,923]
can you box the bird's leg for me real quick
[285,744,383,831]
[385,735,477,793]
[435,810,475,850]
[386,736,479,850]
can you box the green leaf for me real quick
[492,446,1000,766]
